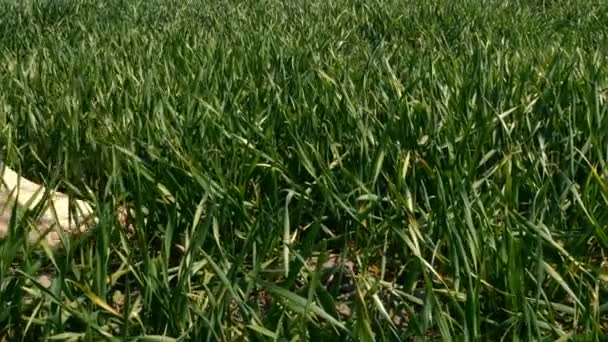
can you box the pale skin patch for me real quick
[1,164,97,248]
[1,163,138,298]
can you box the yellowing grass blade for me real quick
[541,261,582,307]
[67,280,121,318]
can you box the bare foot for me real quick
[1,164,97,248]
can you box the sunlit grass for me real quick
[1,0,608,340]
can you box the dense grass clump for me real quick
[1,0,608,339]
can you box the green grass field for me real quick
[1,0,608,340]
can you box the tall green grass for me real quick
[1,0,608,339]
